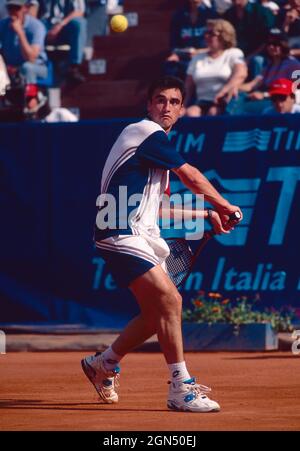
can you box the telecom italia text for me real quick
[168,127,300,153]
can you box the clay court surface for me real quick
[0,351,299,431]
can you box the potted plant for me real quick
[182,292,295,351]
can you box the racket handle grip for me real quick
[228,211,242,222]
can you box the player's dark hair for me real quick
[147,76,185,102]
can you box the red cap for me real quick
[268,78,294,96]
[25,84,38,98]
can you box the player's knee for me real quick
[159,290,182,319]
[173,291,182,308]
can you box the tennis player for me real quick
[81,76,242,412]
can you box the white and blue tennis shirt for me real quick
[94,118,186,241]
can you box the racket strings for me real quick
[165,239,194,287]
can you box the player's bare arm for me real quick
[173,163,243,227]
[159,205,229,235]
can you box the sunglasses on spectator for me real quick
[204,30,220,37]
[271,94,289,102]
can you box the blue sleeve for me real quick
[136,130,186,170]
[30,19,46,47]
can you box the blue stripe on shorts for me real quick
[95,246,156,287]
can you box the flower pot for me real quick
[182,322,278,351]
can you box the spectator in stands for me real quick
[0,0,48,111]
[164,0,217,80]
[184,18,247,116]
[224,0,275,57]
[27,0,38,16]
[38,0,87,83]
[276,0,300,56]
[24,89,79,120]
[224,0,275,79]
[235,28,300,113]
[262,77,300,113]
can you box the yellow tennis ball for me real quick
[110,14,128,33]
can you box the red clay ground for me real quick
[0,351,299,431]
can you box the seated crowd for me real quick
[165,0,300,116]
[0,0,123,117]
[0,0,91,116]
[0,0,300,119]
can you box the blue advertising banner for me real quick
[168,116,300,308]
[0,115,299,327]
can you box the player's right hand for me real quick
[217,204,243,231]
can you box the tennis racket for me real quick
[165,211,241,288]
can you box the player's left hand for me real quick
[209,210,232,235]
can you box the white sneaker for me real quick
[167,377,220,412]
[81,352,120,404]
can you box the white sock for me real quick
[168,361,191,383]
[101,346,123,371]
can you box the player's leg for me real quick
[128,265,184,363]
[80,309,157,405]
[105,313,157,357]
[82,235,220,410]
[114,265,220,412]
[99,264,183,366]
[81,264,182,404]
[81,237,161,403]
